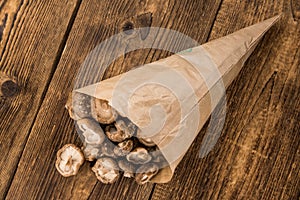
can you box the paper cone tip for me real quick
[202,15,280,71]
[268,15,282,22]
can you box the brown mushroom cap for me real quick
[126,147,152,164]
[91,98,117,124]
[55,144,85,177]
[92,157,120,184]
[65,92,91,120]
[118,160,136,178]
[113,140,134,157]
[135,163,159,185]
[77,118,105,145]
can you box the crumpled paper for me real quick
[76,16,280,183]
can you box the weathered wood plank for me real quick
[151,0,300,200]
[5,0,223,199]
[0,0,80,198]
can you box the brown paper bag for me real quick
[75,16,280,183]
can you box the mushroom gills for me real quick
[55,144,84,177]
[92,157,120,184]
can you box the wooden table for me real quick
[0,0,299,199]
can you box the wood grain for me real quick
[2,0,299,199]
[151,0,300,200]
[0,0,80,198]
[5,0,223,199]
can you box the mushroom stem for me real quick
[66,156,73,166]
[0,72,19,97]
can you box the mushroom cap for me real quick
[126,147,152,164]
[55,144,85,177]
[77,118,105,145]
[91,98,117,124]
[113,140,134,157]
[65,92,91,120]
[118,160,136,178]
[92,157,120,184]
[135,163,159,185]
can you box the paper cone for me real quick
[75,16,280,183]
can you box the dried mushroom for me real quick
[82,144,101,161]
[55,144,84,177]
[137,129,156,147]
[99,140,116,158]
[138,137,156,147]
[135,163,159,185]
[150,150,168,168]
[105,123,133,143]
[77,118,105,145]
[113,140,134,157]
[92,157,120,184]
[65,92,91,120]
[91,98,117,124]
[126,147,152,164]
[64,95,165,184]
[118,160,136,178]
[115,120,136,137]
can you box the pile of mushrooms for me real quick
[56,92,167,184]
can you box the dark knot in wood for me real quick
[0,73,19,97]
[122,21,134,35]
